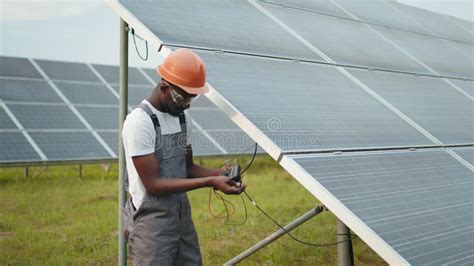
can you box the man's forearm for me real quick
[147,176,214,195]
[187,163,221,178]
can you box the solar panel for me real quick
[0,132,41,162]
[451,147,474,165]
[98,131,119,155]
[111,84,151,106]
[141,68,160,84]
[54,81,118,105]
[29,132,110,160]
[348,69,473,144]
[447,40,474,62]
[76,106,118,130]
[447,79,474,97]
[0,106,18,129]
[117,0,323,61]
[35,59,101,83]
[261,2,429,74]
[199,51,433,155]
[282,149,474,265]
[0,56,42,79]
[7,104,86,130]
[392,3,474,44]
[448,17,474,35]
[190,125,226,156]
[0,79,63,103]
[260,0,348,18]
[0,57,260,164]
[380,28,473,79]
[330,0,430,35]
[91,64,150,85]
[107,1,473,264]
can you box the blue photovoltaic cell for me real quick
[392,3,473,44]
[0,56,41,79]
[290,150,474,265]
[191,95,216,109]
[92,64,151,85]
[188,109,239,131]
[331,0,430,35]
[0,79,63,103]
[449,17,474,35]
[261,2,428,74]
[0,107,17,129]
[447,79,474,97]
[448,41,474,61]
[35,59,101,83]
[7,104,85,129]
[260,0,348,18]
[452,147,474,165]
[141,68,160,84]
[76,106,118,130]
[0,132,41,162]
[348,69,473,145]
[199,51,433,152]
[112,84,151,106]
[98,131,119,155]
[118,0,323,61]
[55,81,118,105]
[190,125,224,156]
[29,132,110,160]
[380,26,473,79]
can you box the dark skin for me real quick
[132,80,246,195]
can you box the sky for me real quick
[0,0,472,68]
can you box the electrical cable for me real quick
[210,141,357,245]
[240,144,359,247]
[131,28,148,61]
[240,143,258,175]
[243,190,358,247]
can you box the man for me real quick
[122,48,245,265]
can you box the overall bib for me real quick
[123,103,202,266]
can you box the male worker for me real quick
[122,48,245,265]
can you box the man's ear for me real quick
[159,82,168,93]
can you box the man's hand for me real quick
[217,165,230,176]
[210,176,246,195]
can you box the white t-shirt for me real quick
[122,100,192,209]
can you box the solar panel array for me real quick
[108,0,473,264]
[0,56,257,164]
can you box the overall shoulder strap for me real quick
[178,112,187,133]
[137,102,160,128]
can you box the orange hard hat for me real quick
[157,48,209,94]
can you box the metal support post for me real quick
[24,167,28,178]
[336,218,354,266]
[225,206,325,265]
[79,164,82,178]
[118,18,129,266]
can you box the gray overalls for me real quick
[123,103,202,266]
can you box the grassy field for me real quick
[0,155,386,265]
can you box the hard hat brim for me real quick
[180,84,209,95]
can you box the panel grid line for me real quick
[29,59,117,158]
[329,0,473,101]
[252,0,474,171]
[1,101,47,160]
[258,0,473,45]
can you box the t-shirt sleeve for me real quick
[122,110,156,156]
[185,111,192,145]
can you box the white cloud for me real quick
[1,0,102,22]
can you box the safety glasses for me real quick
[167,82,196,108]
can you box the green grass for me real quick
[0,156,386,265]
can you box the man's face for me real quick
[164,81,197,116]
